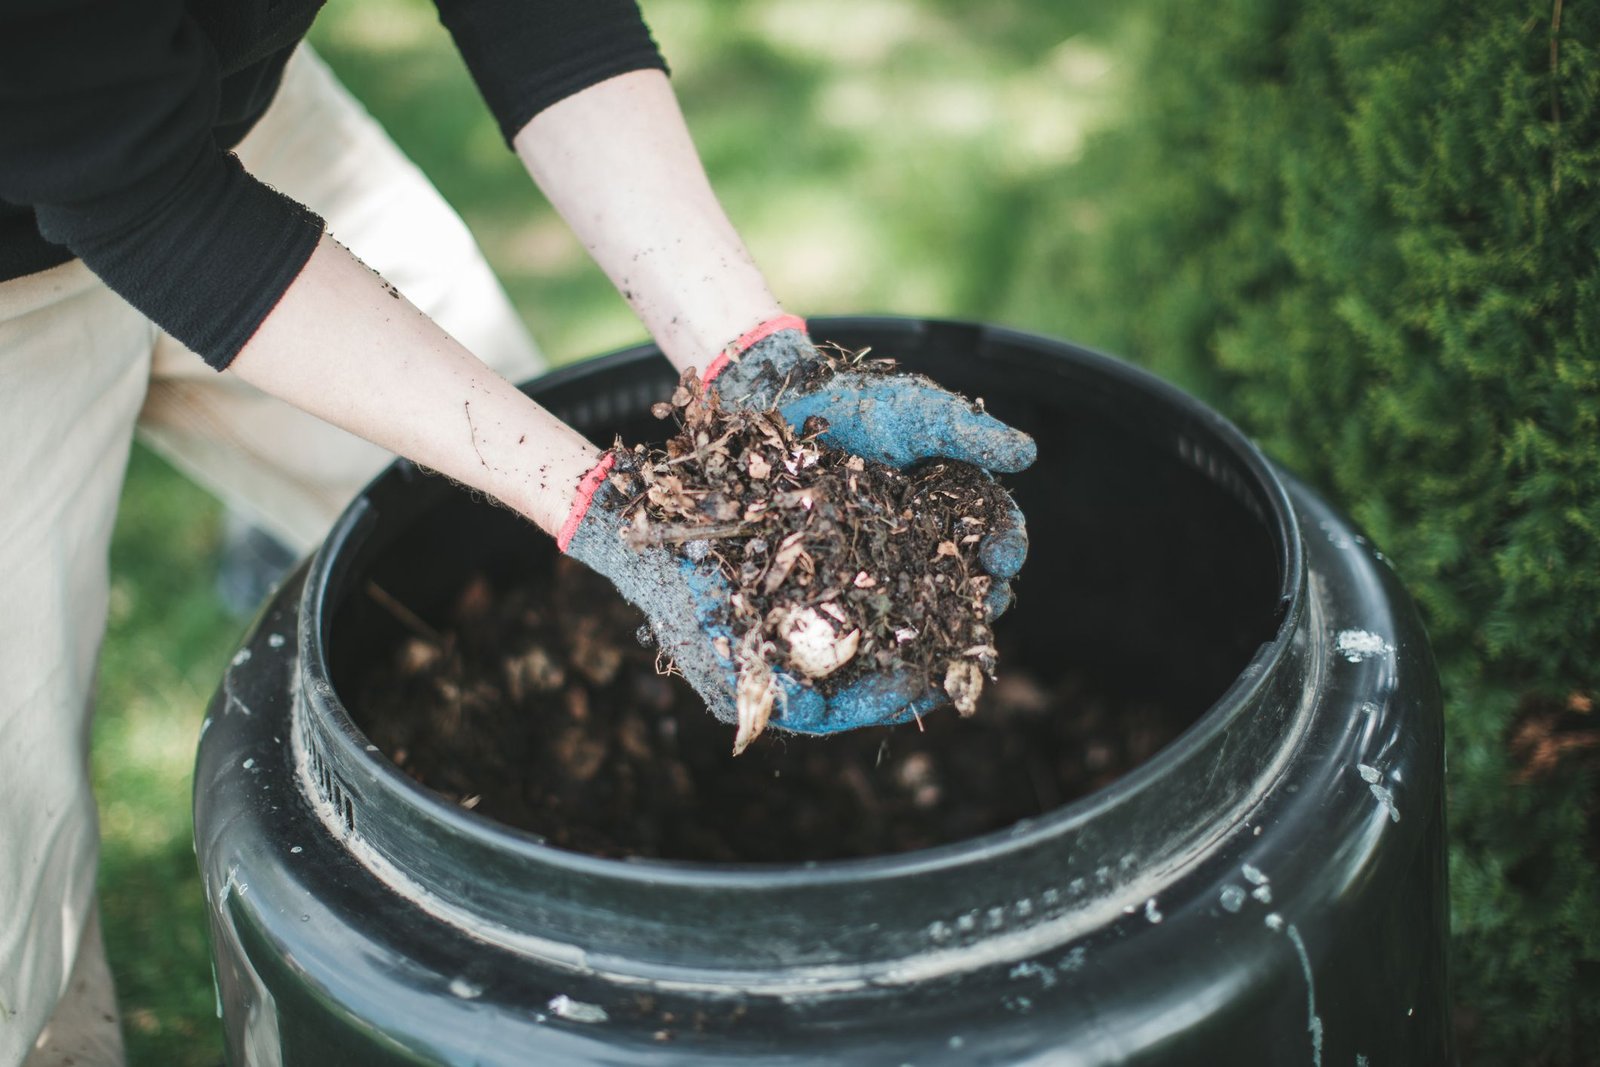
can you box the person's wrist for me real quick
[703,313,809,386]
[557,452,618,553]
[703,315,819,411]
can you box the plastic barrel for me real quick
[194,318,1450,1065]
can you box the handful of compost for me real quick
[562,356,1029,754]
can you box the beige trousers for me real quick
[0,47,542,1066]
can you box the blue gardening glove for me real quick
[704,316,1032,618]
[560,454,942,753]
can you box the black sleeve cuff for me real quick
[435,0,670,144]
[35,145,324,370]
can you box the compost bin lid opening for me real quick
[293,319,1302,914]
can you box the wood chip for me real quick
[763,532,807,594]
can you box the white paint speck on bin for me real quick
[548,994,609,1024]
[1335,629,1391,662]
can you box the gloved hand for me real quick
[560,453,944,751]
[704,315,1033,620]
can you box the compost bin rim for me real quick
[297,316,1306,890]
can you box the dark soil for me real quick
[353,559,1179,864]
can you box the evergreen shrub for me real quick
[1003,1,1600,1061]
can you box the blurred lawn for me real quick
[96,2,1135,1061]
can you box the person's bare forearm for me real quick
[513,69,785,375]
[229,234,600,536]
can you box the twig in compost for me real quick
[623,521,757,547]
[367,581,443,644]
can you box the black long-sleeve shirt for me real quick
[0,0,664,368]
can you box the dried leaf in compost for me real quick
[700,492,740,521]
[943,660,984,717]
[732,633,778,756]
[647,474,693,513]
[763,532,807,594]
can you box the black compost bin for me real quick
[194,318,1449,1065]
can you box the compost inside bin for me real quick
[338,364,1283,863]
[337,335,1286,870]
[353,554,1184,863]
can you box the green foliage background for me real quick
[95,1,1596,1063]
[1011,0,1599,1061]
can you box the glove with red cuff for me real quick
[559,451,946,747]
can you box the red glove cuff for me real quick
[703,313,808,383]
[557,452,616,553]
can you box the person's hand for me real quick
[704,315,1033,620]
[560,452,945,752]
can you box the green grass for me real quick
[96,2,1136,1061]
